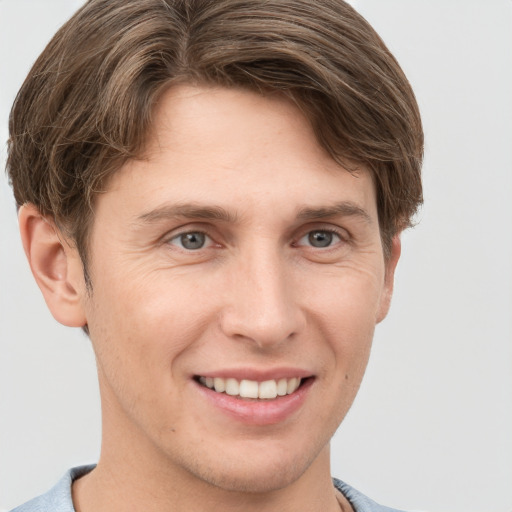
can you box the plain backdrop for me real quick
[1,1,511,511]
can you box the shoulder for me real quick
[333,478,408,512]
[9,465,95,512]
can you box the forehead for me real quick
[147,85,326,169]
[101,85,377,224]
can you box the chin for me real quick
[178,439,325,495]
[199,461,304,494]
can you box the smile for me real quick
[197,376,302,399]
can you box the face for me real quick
[75,86,398,493]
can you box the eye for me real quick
[168,231,211,250]
[297,229,342,248]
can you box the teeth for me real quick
[287,377,299,394]
[240,379,259,398]
[276,378,288,396]
[214,377,226,393]
[199,376,302,399]
[225,378,239,396]
[259,379,277,399]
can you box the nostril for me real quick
[219,307,304,349]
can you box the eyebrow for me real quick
[136,203,238,224]
[135,200,372,225]
[297,201,373,224]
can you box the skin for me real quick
[19,85,400,512]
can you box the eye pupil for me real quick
[308,231,333,248]
[180,232,205,250]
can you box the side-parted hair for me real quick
[7,0,423,276]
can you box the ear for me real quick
[376,235,401,324]
[18,204,87,328]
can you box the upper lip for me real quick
[193,367,314,381]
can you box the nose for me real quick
[219,248,305,349]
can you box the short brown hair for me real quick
[7,0,423,276]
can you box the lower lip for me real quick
[195,378,313,426]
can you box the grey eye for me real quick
[298,230,341,248]
[308,231,334,247]
[172,232,207,250]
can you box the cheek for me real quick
[85,271,217,373]
[303,269,381,387]
[308,268,384,332]
[83,277,213,427]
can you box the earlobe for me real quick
[18,204,87,328]
[376,235,401,324]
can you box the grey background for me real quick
[1,1,511,511]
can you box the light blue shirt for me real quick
[10,465,406,512]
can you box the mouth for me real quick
[195,376,307,400]
[193,373,314,425]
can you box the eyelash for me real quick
[165,225,348,253]
[294,227,347,250]
[166,230,215,251]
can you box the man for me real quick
[6,1,423,511]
